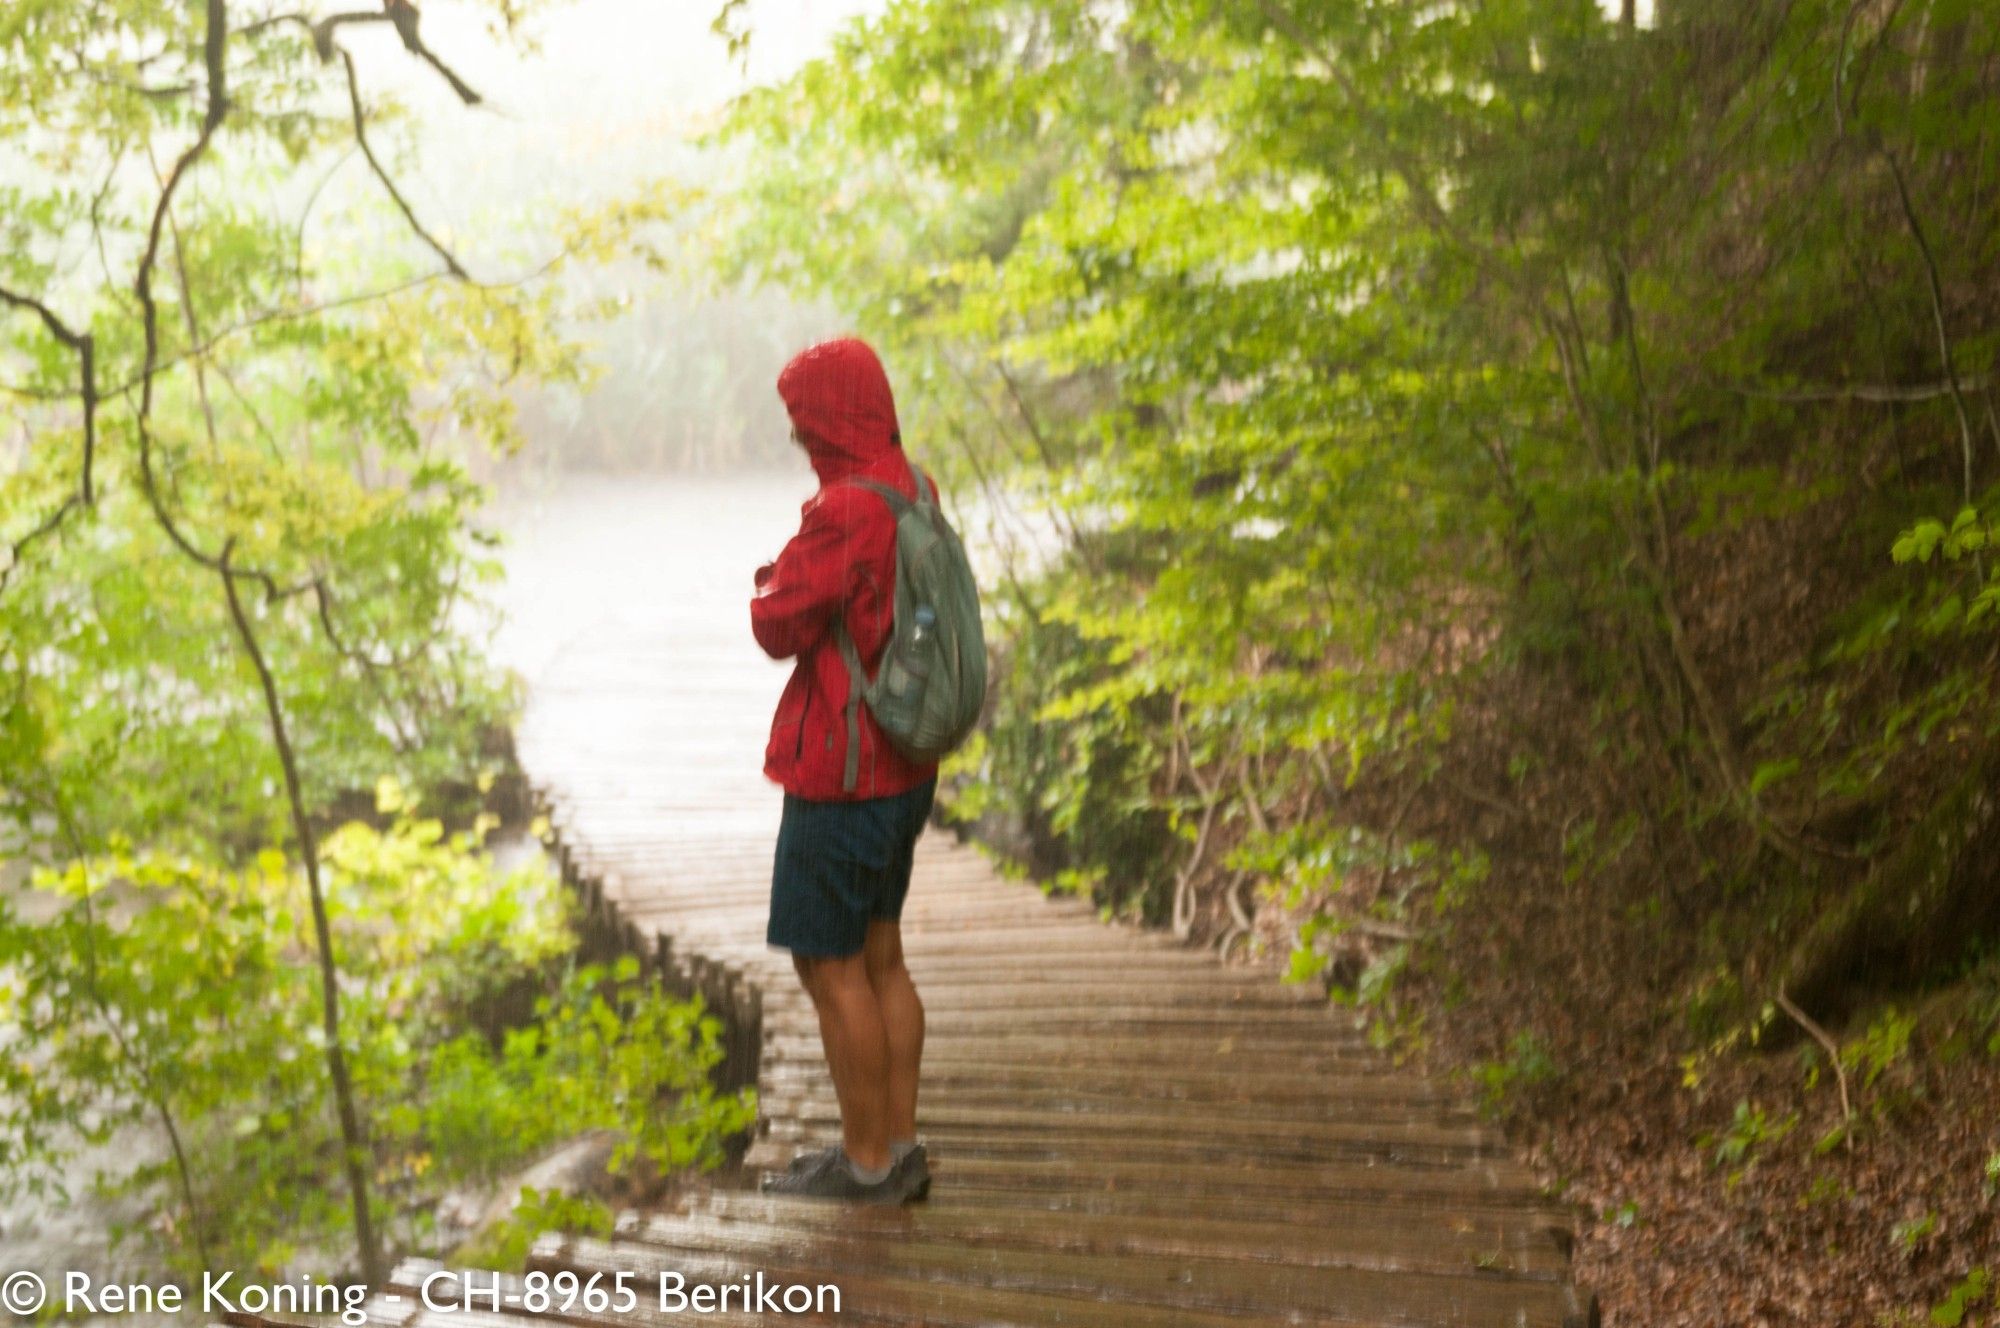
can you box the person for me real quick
[749,336,936,1204]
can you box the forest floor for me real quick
[1382,688,2000,1328]
[1524,1047,2000,1328]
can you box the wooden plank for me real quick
[638,1193,1570,1280]
[753,1097,1508,1158]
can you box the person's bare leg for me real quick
[862,920,924,1143]
[792,952,893,1172]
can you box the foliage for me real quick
[457,1186,615,1274]
[714,8,2000,1317]
[0,815,753,1276]
[1472,1031,1560,1118]
[1706,1100,1798,1173]
[1892,1211,1939,1253]
[941,610,1177,919]
[1605,1199,1643,1229]
[718,0,2000,1045]
[1842,1008,1918,1094]
[1,0,687,1280]
[421,954,758,1186]
[1928,1269,1991,1328]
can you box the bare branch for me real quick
[336,45,469,279]
[242,4,483,103]
[0,283,80,343]
[1884,149,1979,512]
[1726,372,1991,404]
[122,0,308,605]
[66,52,197,101]
[218,539,382,1285]
[133,0,230,567]
[385,0,483,105]
[0,495,83,597]
[295,144,360,292]
[11,250,568,408]
[0,283,97,504]
[0,381,76,402]
[44,802,216,1275]
[1832,0,1865,138]
[136,272,452,393]
[1777,990,1853,1147]
[313,577,457,673]
[1217,870,1257,957]
[235,8,391,57]
[155,144,223,460]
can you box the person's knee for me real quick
[795,950,869,1005]
[862,921,907,983]
[863,951,908,987]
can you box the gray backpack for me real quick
[831,459,988,792]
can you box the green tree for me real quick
[718,0,2000,1023]
[2,0,676,1280]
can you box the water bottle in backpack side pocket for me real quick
[890,604,936,701]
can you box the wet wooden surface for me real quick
[329,478,1594,1326]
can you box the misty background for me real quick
[339,0,888,481]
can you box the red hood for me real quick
[777,337,902,487]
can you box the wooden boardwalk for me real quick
[470,478,1591,1326]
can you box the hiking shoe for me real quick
[788,1142,930,1200]
[762,1148,913,1205]
[899,1142,931,1201]
[786,1143,843,1174]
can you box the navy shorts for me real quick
[768,778,937,957]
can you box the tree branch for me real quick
[1725,372,1990,404]
[1777,989,1853,1148]
[10,250,566,410]
[0,495,83,597]
[219,540,382,1285]
[247,4,483,105]
[0,283,97,503]
[48,807,214,1274]
[337,44,469,279]
[1884,148,1979,513]
[313,577,458,673]
[385,0,483,106]
[133,0,230,568]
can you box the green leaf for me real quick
[1893,520,1948,564]
[1749,758,1800,797]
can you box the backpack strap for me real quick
[844,453,933,511]
[904,453,936,509]
[848,477,911,516]
[827,458,930,794]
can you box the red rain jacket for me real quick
[751,338,939,802]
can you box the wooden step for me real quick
[646,1191,1570,1279]
[754,1097,1507,1160]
